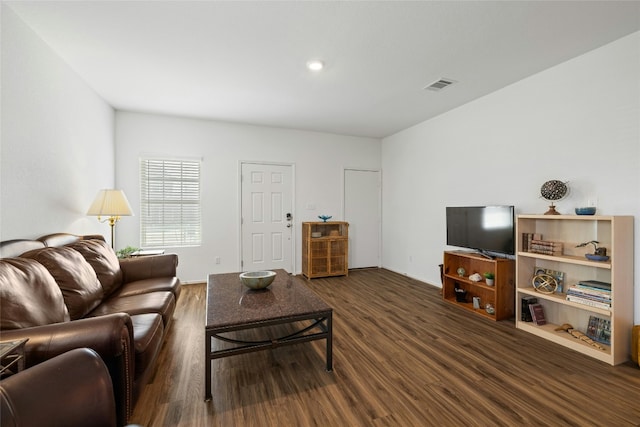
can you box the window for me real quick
[140,158,201,247]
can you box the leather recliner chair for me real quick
[0,348,117,427]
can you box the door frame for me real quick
[238,160,296,273]
[342,167,382,268]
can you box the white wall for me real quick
[382,32,640,322]
[115,112,381,282]
[1,6,115,240]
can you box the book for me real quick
[586,316,611,345]
[529,248,563,256]
[573,283,611,293]
[530,239,563,247]
[566,295,611,310]
[567,288,611,305]
[578,280,611,291]
[567,285,611,300]
[521,233,542,252]
[521,296,538,322]
[528,303,546,325]
[568,284,611,293]
[529,239,563,255]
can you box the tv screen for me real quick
[446,206,515,255]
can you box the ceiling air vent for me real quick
[424,78,457,91]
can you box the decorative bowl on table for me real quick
[575,207,596,215]
[318,215,332,222]
[239,271,276,290]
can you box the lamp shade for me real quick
[87,189,133,217]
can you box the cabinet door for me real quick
[310,241,329,276]
[329,239,348,273]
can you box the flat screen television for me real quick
[446,206,515,256]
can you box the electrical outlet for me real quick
[588,198,598,207]
[215,257,221,264]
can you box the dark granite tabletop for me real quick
[205,269,332,329]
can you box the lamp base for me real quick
[544,204,561,215]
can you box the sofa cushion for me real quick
[89,291,175,327]
[116,277,181,300]
[67,239,123,297]
[0,258,70,329]
[130,314,164,392]
[21,247,104,320]
[130,313,164,402]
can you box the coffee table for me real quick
[204,269,333,400]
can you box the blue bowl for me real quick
[575,207,596,215]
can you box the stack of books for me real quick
[566,280,611,310]
[529,239,563,255]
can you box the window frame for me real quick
[139,157,202,248]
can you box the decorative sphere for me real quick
[239,271,276,289]
[540,180,568,201]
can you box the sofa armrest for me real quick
[0,313,134,425]
[119,253,178,283]
[0,348,117,427]
[0,313,133,366]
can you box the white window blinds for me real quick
[140,158,201,247]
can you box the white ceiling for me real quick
[6,1,640,138]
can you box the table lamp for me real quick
[87,189,133,248]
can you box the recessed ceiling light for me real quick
[306,60,324,71]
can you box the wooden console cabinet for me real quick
[442,251,515,321]
[302,222,349,279]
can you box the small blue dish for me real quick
[318,215,332,222]
[585,254,609,262]
[575,207,596,215]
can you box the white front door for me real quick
[241,162,294,273]
[344,169,381,269]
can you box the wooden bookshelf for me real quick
[442,251,515,321]
[515,215,633,365]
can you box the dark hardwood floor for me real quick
[130,269,640,426]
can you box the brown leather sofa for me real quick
[1,348,117,427]
[0,233,181,425]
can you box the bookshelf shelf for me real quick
[518,287,612,316]
[516,214,633,365]
[517,252,612,269]
[517,321,612,364]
